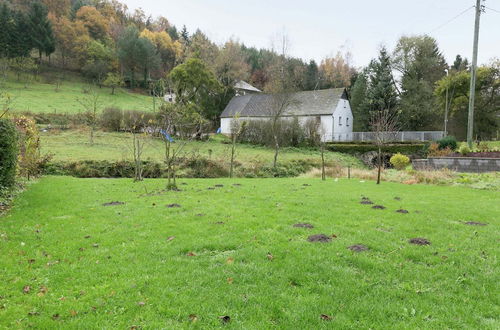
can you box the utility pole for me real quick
[467,0,483,148]
[444,69,449,136]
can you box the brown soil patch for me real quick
[307,234,332,243]
[396,209,409,214]
[409,237,431,245]
[195,213,205,217]
[232,183,242,186]
[372,205,386,210]
[360,197,374,205]
[214,184,224,188]
[207,187,215,190]
[102,201,124,206]
[394,197,401,201]
[293,223,314,229]
[166,203,181,208]
[302,184,311,187]
[464,221,487,226]
[214,221,225,225]
[348,244,369,252]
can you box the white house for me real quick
[234,80,262,96]
[220,88,353,142]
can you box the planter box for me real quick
[413,157,500,173]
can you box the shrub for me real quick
[0,119,18,189]
[390,153,410,170]
[13,116,47,179]
[476,141,489,152]
[326,143,425,156]
[437,136,457,151]
[427,143,451,157]
[123,110,156,132]
[101,107,123,131]
[458,144,471,156]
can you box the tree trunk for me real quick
[321,143,326,181]
[377,146,381,184]
[230,137,236,178]
[273,133,279,168]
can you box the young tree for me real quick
[103,72,124,95]
[125,111,149,182]
[77,86,102,146]
[229,115,246,178]
[157,102,206,190]
[369,110,399,185]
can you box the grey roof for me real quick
[234,80,262,93]
[221,88,347,118]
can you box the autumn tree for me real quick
[370,110,399,185]
[319,51,354,88]
[103,72,124,94]
[140,28,182,73]
[77,86,102,145]
[75,6,109,41]
[49,14,90,69]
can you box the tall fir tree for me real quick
[0,3,15,58]
[366,47,398,114]
[350,68,370,130]
[28,1,55,61]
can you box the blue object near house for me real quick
[160,129,174,142]
[216,127,221,134]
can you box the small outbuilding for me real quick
[220,88,353,142]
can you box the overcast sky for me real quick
[123,0,499,68]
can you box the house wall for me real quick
[332,99,353,141]
[220,115,334,141]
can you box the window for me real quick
[339,116,342,126]
[346,117,349,127]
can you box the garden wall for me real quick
[413,157,500,173]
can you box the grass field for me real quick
[0,176,498,328]
[3,73,151,113]
[40,129,363,167]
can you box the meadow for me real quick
[40,129,363,167]
[3,73,151,114]
[0,176,498,328]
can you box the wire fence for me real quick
[327,131,445,142]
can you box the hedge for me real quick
[0,119,18,189]
[326,143,426,155]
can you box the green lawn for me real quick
[4,74,151,114]
[40,129,363,167]
[0,176,498,328]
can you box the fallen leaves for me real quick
[267,253,273,261]
[23,285,31,294]
[69,310,78,316]
[186,252,196,257]
[320,314,332,321]
[188,314,198,322]
[37,286,48,297]
[137,301,146,307]
[227,277,233,284]
[166,236,175,241]
[226,257,234,264]
[219,315,231,323]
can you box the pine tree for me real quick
[13,11,33,58]
[366,47,398,113]
[304,60,319,90]
[28,2,55,61]
[350,68,370,130]
[0,3,15,58]
[180,25,189,44]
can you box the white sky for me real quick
[122,0,500,68]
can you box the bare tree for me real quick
[78,86,102,146]
[157,103,207,190]
[125,112,150,182]
[369,110,399,184]
[229,115,246,178]
[267,30,299,168]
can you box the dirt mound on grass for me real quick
[102,201,124,206]
[396,209,409,214]
[409,237,431,245]
[372,205,386,210]
[464,221,487,226]
[166,203,181,208]
[293,223,314,229]
[348,244,369,252]
[360,197,374,205]
[307,234,332,243]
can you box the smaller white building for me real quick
[220,88,353,142]
[234,80,262,96]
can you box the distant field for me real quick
[40,129,364,167]
[0,176,498,328]
[3,73,151,113]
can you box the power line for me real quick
[428,6,475,34]
[485,6,500,14]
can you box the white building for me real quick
[220,88,353,142]
[234,80,262,96]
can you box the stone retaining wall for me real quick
[413,157,500,173]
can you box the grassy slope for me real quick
[40,130,363,167]
[4,73,151,114]
[0,176,498,328]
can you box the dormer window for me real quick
[339,116,342,126]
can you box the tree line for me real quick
[0,0,498,139]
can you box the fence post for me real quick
[361,132,364,142]
[421,132,425,142]
[401,131,404,142]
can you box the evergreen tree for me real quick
[13,11,33,58]
[350,68,370,130]
[366,47,398,113]
[28,1,55,61]
[304,60,319,90]
[0,3,15,58]
[180,25,189,44]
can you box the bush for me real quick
[0,119,18,189]
[427,143,451,157]
[123,110,156,132]
[101,107,123,131]
[13,116,47,179]
[326,143,425,156]
[437,136,457,151]
[458,144,471,156]
[390,153,410,170]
